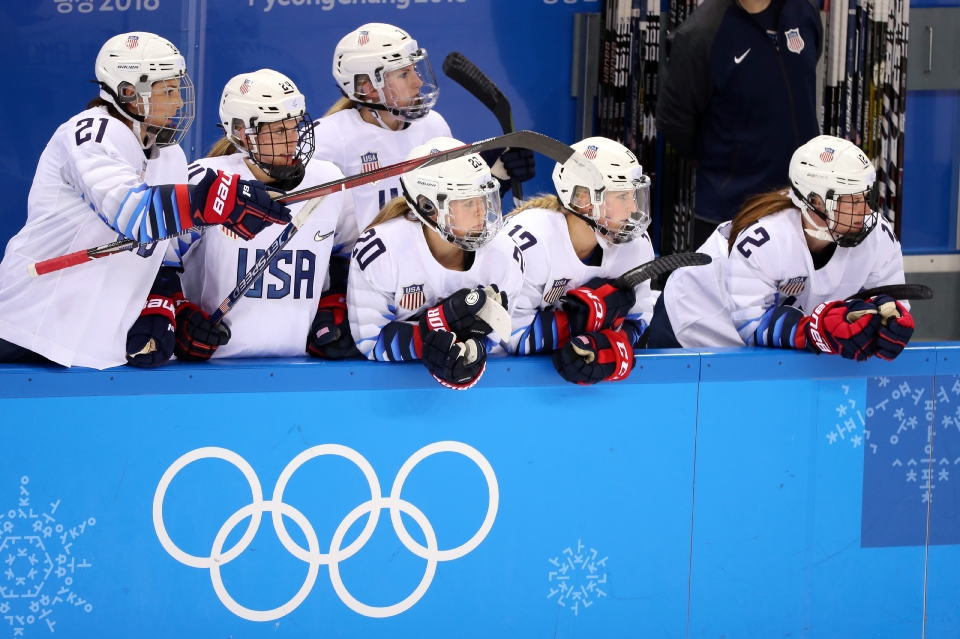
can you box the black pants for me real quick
[0,338,51,364]
[645,291,683,349]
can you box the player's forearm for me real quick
[372,321,421,362]
[515,309,570,356]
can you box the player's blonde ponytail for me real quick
[366,196,418,231]
[509,194,564,216]
[207,137,238,158]
[727,190,797,255]
[324,97,357,117]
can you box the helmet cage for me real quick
[568,175,652,245]
[350,51,439,123]
[404,178,503,251]
[792,181,879,248]
[100,73,195,148]
[226,113,315,181]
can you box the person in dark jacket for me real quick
[657,0,822,245]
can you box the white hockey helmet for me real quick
[218,69,314,182]
[94,32,195,148]
[332,23,439,123]
[400,137,503,250]
[552,136,651,246]
[788,135,879,247]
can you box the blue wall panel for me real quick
[2,349,960,637]
[0,364,698,638]
[901,91,960,253]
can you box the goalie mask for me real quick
[94,32,195,149]
[552,137,651,247]
[218,69,315,183]
[332,23,439,123]
[788,135,880,248]
[400,137,503,251]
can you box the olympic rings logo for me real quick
[152,441,498,622]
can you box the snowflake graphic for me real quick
[546,539,608,615]
[0,476,95,637]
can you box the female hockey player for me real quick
[507,137,655,385]
[314,23,535,230]
[646,135,914,362]
[0,32,289,369]
[348,137,523,390]
[162,69,358,361]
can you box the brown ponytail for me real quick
[86,96,127,123]
[207,137,239,158]
[727,189,796,254]
[365,195,418,231]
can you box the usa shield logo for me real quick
[543,278,571,305]
[400,284,426,311]
[358,30,370,45]
[583,145,599,160]
[778,276,807,296]
[125,35,139,49]
[785,28,804,54]
[820,147,835,162]
[361,151,381,173]
[239,79,253,95]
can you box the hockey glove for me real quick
[500,147,536,183]
[191,169,291,241]
[561,278,637,336]
[796,299,881,361]
[420,330,486,390]
[173,298,231,361]
[307,293,359,359]
[126,293,177,368]
[419,286,510,342]
[868,294,915,361]
[552,329,635,385]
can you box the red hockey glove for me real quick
[796,299,881,361]
[191,169,291,241]
[552,328,635,385]
[173,296,231,361]
[561,278,636,336]
[868,294,915,361]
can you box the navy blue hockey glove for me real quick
[191,169,291,241]
[126,267,181,368]
[552,329,635,385]
[500,147,536,183]
[307,293,359,359]
[173,298,231,361]
[419,286,510,342]
[561,278,636,336]
[418,329,486,390]
[868,294,915,361]
[126,293,177,368]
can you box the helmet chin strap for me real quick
[790,187,836,243]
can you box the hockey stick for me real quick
[206,130,605,326]
[29,131,591,279]
[613,252,711,290]
[442,52,523,208]
[845,283,933,301]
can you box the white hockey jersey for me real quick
[0,106,186,369]
[312,108,451,230]
[348,216,524,360]
[505,207,657,354]
[663,208,906,347]
[179,154,358,358]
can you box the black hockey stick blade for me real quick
[442,52,523,206]
[442,52,511,131]
[845,284,933,302]
[614,252,712,290]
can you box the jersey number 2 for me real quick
[736,227,770,258]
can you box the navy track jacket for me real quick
[657,0,822,222]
